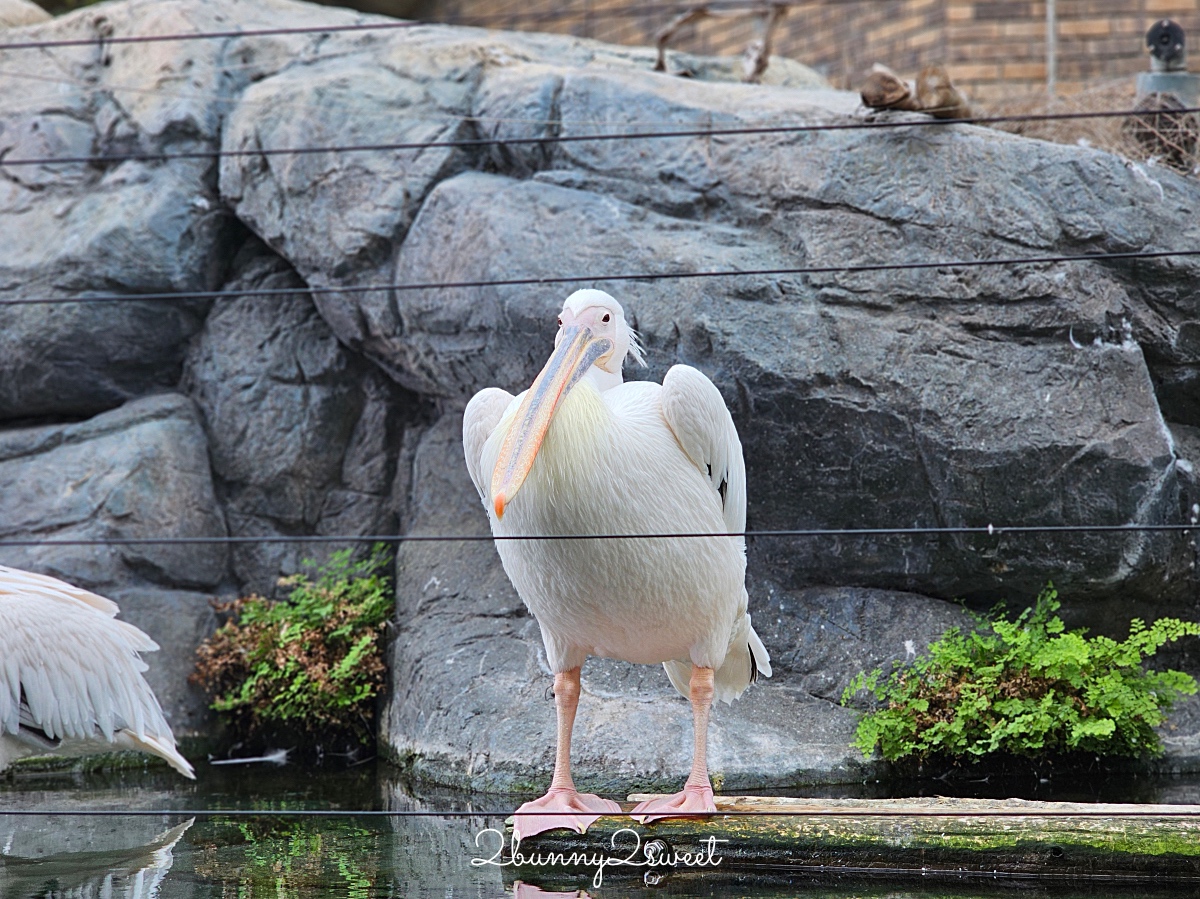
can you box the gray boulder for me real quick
[184,238,414,594]
[0,159,229,420]
[0,393,227,589]
[0,0,396,423]
[0,293,210,423]
[215,22,831,365]
[218,38,476,287]
[372,169,1194,612]
[0,0,244,421]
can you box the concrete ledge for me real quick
[508,795,1200,888]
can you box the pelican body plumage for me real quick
[0,565,194,778]
[463,290,770,839]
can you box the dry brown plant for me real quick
[987,78,1198,178]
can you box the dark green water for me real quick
[1,761,1198,898]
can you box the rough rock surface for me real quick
[0,0,241,420]
[0,394,227,589]
[183,238,414,595]
[378,126,1198,616]
[2,0,1199,783]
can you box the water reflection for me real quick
[0,816,191,899]
[0,762,1197,898]
[188,816,385,897]
[383,776,505,897]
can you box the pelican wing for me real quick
[0,564,124,618]
[660,365,747,535]
[0,566,194,778]
[463,387,517,503]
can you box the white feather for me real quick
[0,565,195,778]
[660,364,747,535]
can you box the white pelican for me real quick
[463,289,771,840]
[0,565,195,778]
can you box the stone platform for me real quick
[506,795,1200,892]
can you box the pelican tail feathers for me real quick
[662,613,772,705]
[113,730,196,779]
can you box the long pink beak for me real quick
[491,324,612,519]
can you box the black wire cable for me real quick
[2,105,1198,169]
[0,523,1193,548]
[3,248,1196,307]
[0,19,426,52]
[0,1,939,52]
[438,0,837,27]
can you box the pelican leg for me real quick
[512,667,622,841]
[630,665,718,822]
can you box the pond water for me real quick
[2,760,1198,898]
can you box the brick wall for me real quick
[428,1,1200,104]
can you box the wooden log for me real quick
[505,795,1200,888]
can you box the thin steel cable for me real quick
[0,19,426,52]
[441,0,800,26]
[3,248,1197,307]
[1,64,821,127]
[2,105,1198,168]
[0,524,1194,548]
[2,807,1198,817]
[0,2,886,52]
[1,61,868,136]
[0,59,334,107]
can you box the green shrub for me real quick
[192,546,393,748]
[841,586,1200,761]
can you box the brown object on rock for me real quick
[916,64,972,119]
[860,64,922,111]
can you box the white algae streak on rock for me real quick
[1,0,1199,777]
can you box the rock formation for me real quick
[2,0,1199,785]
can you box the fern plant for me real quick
[192,546,393,748]
[841,586,1200,761]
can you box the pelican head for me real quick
[490,290,645,518]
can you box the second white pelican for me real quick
[0,565,195,778]
[463,289,771,840]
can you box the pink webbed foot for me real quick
[629,784,717,824]
[512,788,623,841]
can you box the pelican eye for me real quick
[557,317,563,326]
[601,313,611,323]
